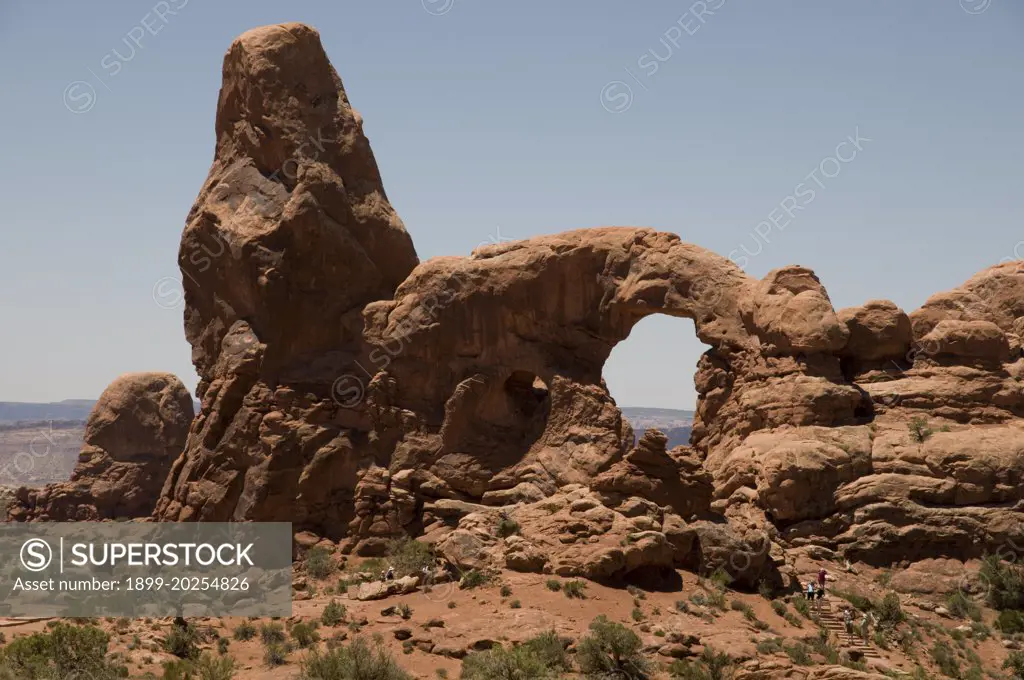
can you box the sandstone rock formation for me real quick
[144,22,1024,586]
[8,373,193,521]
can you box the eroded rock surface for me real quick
[8,373,193,521]
[146,22,1024,583]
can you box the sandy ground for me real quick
[0,558,1016,679]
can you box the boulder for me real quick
[9,373,193,521]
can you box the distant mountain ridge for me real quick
[0,398,201,425]
[0,400,96,424]
[619,406,694,449]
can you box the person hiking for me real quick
[805,581,815,601]
[385,565,395,581]
[817,568,828,594]
[860,611,876,643]
[842,607,854,641]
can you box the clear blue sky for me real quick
[1,0,1021,408]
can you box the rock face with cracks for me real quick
[8,373,193,521]
[107,22,1023,583]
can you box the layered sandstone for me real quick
[137,22,1024,585]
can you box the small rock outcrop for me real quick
[8,373,193,521]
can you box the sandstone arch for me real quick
[152,23,1024,578]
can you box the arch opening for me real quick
[602,314,710,448]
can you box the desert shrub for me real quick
[292,621,321,648]
[233,621,256,641]
[979,554,1024,610]
[669,646,734,680]
[164,622,201,660]
[784,612,803,628]
[522,630,572,672]
[386,537,436,577]
[707,567,731,590]
[792,596,811,618]
[461,644,557,680]
[783,642,812,666]
[758,579,774,600]
[577,615,648,679]
[834,589,875,612]
[631,608,644,622]
[930,641,960,679]
[996,609,1024,635]
[260,621,287,645]
[564,580,587,599]
[217,637,230,655]
[264,642,291,667]
[705,588,726,610]
[627,585,646,600]
[496,516,521,539]
[909,416,933,442]
[1004,651,1024,680]
[460,569,489,589]
[0,622,126,679]
[165,653,234,680]
[877,592,905,625]
[770,600,787,617]
[946,590,982,621]
[500,585,512,597]
[510,600,521,609]
[546,579,562,592]
[675,600,689,614]
[299,637,412,680]
[322,599,347,627]
[756,638,783,655]
[306,546,336,580]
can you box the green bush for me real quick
[930,641,960,679]
[306,546,336,580]
[500,585,513,597]
[299,637,412,680]
[260,622,287,645]
[521,630,572,672]
[834,589,875,612]
[909,416,932,442]
[546,579,562,592]
[322,600,347,627]
[770,600,787,617]
[461,569,489,589]
[264,642,291,667]
[577,615,648,679]
[564,580,587,599]
[669,646,734,680]
[784,642,812,666]
[233,621,257,641]
[792,596,811,618]
[461,644,558,680]
[164,622,202,660]
[756,638,783,655]
[386,537,436,577]
[877,592,905,625]
[1004,651,1024,680]
[163,653,235,680]
[945,590,982,621]
[217,637,230,655]
[979,554,1024,610]
[292,621,321,648]
[996,609,1024,635]
[0,622,126,679]
[496,516,521,539]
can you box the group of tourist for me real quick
[805,568,879,645]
